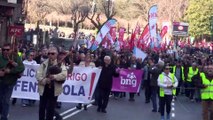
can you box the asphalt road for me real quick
[9,92,202,120]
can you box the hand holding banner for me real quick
[12,64,102,104]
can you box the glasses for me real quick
[48,53,56,55]
[2,49,10,51]
[30,54,34,57]
[165,68,170,70]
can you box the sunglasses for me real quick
[2,49,10,51]
[30,54,34,57]
[165,68,170,70]
[48,53,56,55]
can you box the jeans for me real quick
[185,82,195,99]
[129,93,135,100]
[176,80,182,96]
[144,80,151,102]
[39,86,58,120]
[93,87,99,105]
[97,88,111,110]
[151,86,158,111]
[202,100,213,120]
[0,84,14,120]
[159,95,173,117]
[113,92,120,98]
[195,89,201,101]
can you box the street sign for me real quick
[8,25,24,37]
[172,22,189,36]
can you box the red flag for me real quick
[129,23,140,50]
[169,40,174,47]
[187,37,191,46]
[124,37,130,49]
[118,27,126,42]
[201,39,206,47]
[179,40,184,48]
[195,41,199,48]
[129,33,135,50]
[134,23,141,35]
[160,26,168,39]
[101,36,108,47]
[137,24,150,49]
[110,27,116,42]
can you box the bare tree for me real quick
[157,0,188,22]
[47,0,90,44]
[25,0,50,25]
[70,0,90,42]
[114,0,188,27]
[87,0,116,32]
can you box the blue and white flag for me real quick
[133,47,147,62]
[107,33,114,45]
[91,19,117,51]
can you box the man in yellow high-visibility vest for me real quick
[185,62,199,101]
[172,61,185,97]
[200,65,213,120]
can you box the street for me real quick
[9,92,202,120]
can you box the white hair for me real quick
[48,46,58,54]
[158,59,165,67]
[104,56,111,60]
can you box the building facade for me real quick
[0,0,23,46]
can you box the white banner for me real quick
[12,64,40,100]
[12,64,102,104]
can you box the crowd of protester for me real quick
[0,38,212,120]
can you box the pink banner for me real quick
[112,69,143,93]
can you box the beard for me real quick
[206,73,213,78]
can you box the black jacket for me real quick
[192,72,202,88]
[34,55,48,64]
[97,64,119,90]
[149,65,162,87]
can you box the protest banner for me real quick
[12,63,40,100]
[58,67,101,103]
[12,64,101,104]
[111,69,143,93]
